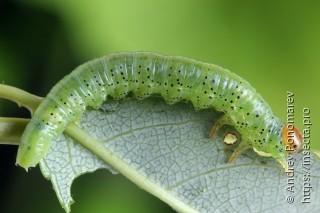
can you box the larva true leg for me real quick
[209,114,231,138]
[227,142,250,163]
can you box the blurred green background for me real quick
[0,0,319,212]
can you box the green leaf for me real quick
[39,98,320,212]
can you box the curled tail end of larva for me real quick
[16,121,54,170]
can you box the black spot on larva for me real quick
[247,112,250,115]
[237,96,240,99]
[147,67,150,71]
[256,114,259,117]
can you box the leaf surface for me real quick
[39,98,320,212]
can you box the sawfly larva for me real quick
[16,52,303,171]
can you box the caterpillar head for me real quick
[282,125,303,153]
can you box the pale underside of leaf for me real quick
[39,98,320,213]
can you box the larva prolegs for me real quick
[100,100,122,113]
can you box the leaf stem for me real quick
[0,84,43,114]
[0,117,29,145]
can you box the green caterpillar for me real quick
[16,52,303,171]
